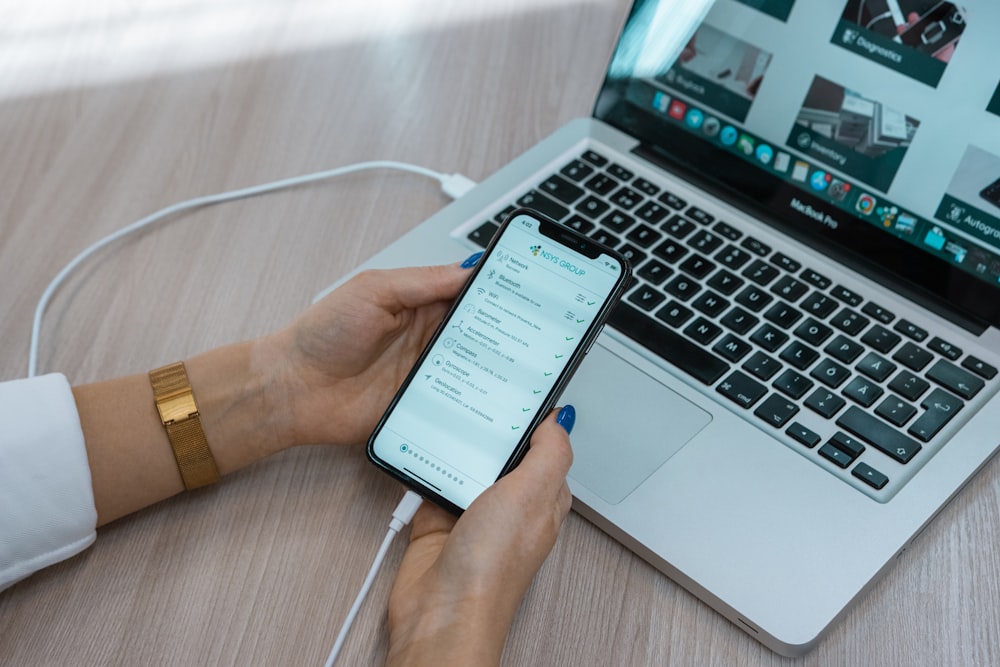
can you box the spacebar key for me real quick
[607,303,730,385]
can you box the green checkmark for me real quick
[555,354,564,359]
[511,425,520,430]
[565,336,575,341]
[576,318,585,323]
[543,372,553,377]
[587,300,596,306]
[533,389,542,394]
[522,407,531,412]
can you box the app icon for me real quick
[923,226,946,251]
[895,213,917,235]
[755,144,774,165]
[737,134,755,155]
[809,170,831,191]
[685,108,704,129]
[791,160,809,181]
[668,100,687,120]
[855,192,876,215]
[652,91,670,114]
[720,125,738,146]
[796,131,812,149]
[702,116,721,137]
[828,178,850,202]
[876,205,898,227]
[944,241,967,263]
[529,244,541,256]
[773,152,791,172]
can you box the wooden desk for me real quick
[1,1,997,664]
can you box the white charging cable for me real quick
[27,161,477,377]
[323,489,424,667]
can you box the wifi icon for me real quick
[476,287,486,296]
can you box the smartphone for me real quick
[367,209,631,513]
[895,2,966,56]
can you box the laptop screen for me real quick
[595,0,1000,329]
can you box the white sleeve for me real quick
[0,373,97,591]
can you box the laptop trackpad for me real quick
[563,345,712,505]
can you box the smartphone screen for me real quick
[367,209,630,512]
[896,2,965,54]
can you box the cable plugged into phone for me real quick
[322,489,424,667]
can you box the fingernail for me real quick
[460,251,484,269]
[556,404,576,435]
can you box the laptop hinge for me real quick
[631,143,990,337]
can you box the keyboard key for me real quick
[860,325,902,354]
[686,206,714,225]
[926,359,984,399]
[831,285,863,306]
[875,395,917,427]
[736,285,773,312]
[892,342,933,372]
[616,243,647,266]
[610,186,643,210]
[927,337,962,361]
[801,292,838,318]
[750,323,788,352]
[584,173,617,195]
[663,215,696,239]
[717,371,767,408]
[692,291,730,318]
[843,376,883,407]
[740,236,770,257]
[825,335,865,364]
[679,254,716,280]
[852,463,889,490]
[493,205,516,222]
[773,369,814,399]
[688,230,724,254]
[653,239,689,264]
[655,300,693,328]
[716,244,753,270]
[539,174,585,204]
[684,317,723,345]
[517,190,569,220]
[779,340,819,370]
[771,276,809,302]
[856,352,896,383]
[720,306,759,335]
[576,195,610,219]
[712,221,742,241]
[742,351,781,381]
[659,191,686,210]
[607,163,634,181]
[787,422,821,448]
[894,319,928,342]
[838,406,921,463]
[560,159,594,182]
[754,394,799,428]
[601,210,635,233]
[862,302,895,324]
[564,214,595,234]
[810,359,851,389]
[830,308,869,336]
[770,252,801,273]
[830,432,865,459]
[635,201,670,224]
[742,260,780,286]
[819,443,854,468]
[888,370,930,402]
[713,334,753,362]
[626,223,662,248]
[590,229,619,249]
[633,177,660,196]
[764,302,802,329]
[805,387,846,418]
[908,388,963,442]
[800,268,832,289]
[609,303,729,385]
[707,269,744,295]
[794,318,833,346]
[637,259,672,285]
[962,356,998,380]
[467,221,498,247]
[664,274,701,301]
[628,285,666,311]
[581,150,608,166]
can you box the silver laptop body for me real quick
[350,0,1000,655]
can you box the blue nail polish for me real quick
[460,251,484,269]
[556,404,576,435]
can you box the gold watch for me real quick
[149,362,220,489]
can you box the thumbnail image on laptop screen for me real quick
[597,0,1000,328]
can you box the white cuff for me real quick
[0,373,97,591]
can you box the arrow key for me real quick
[907,388,964,443]
[852,462,889,490]
[753,393,799,428]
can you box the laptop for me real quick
[348,0,1000,655]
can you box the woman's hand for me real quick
[262,257,478,448]
[385,409,575,666]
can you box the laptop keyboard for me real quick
[464,149,998,500]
